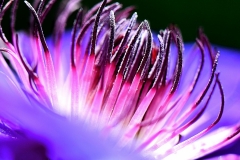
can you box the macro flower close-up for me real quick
[0,0,240,159]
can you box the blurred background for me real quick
[2,0,240,49]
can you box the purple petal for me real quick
[0,138,48,160]
[0,71,149,160]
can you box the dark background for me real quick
[2,0,240,49]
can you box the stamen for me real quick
[32,0,45,37]
[140,48,152,84]
[107,10,115,64]
[90,0,107,56]
[189,38,205,93]
[24,1,49,54]
[151,35,165,87]
[196,51,219,106]
[170,36,183,94]
[198,28,214,64]
[119,21,145,76]
[125,35,144,82]
[25,1,57,106]
[40,0,57,22]
[137,20,153,77]
[71,8,83,67]
[10,0,19,42]
[160,30,171,86]
[148,41,161,80]
[111,12,138,64]
[53,0,80,45]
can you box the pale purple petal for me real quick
[0,72,149,160]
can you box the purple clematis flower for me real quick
[0,0,239,159]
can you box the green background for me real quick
[2,0,240,49]
[82,0,240,49]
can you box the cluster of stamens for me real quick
[0,0,240,159]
